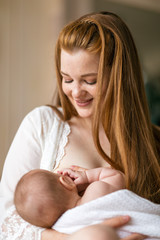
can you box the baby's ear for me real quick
[59,176,76,191]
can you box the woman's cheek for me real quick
[62,82,69,95]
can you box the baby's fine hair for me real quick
[14,169,67,228]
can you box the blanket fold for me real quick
[53,190,160,239]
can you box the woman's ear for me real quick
[59,176,76,191]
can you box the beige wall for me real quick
[0,0,93,178]
[0,0,66,178]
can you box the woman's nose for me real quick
[72,82,84,98]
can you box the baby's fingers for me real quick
[58,168,72,176]
[70,165,88,171]
[59,168,78,179]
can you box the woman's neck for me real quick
[69,116,92,131]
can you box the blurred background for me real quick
[0,0,160,178]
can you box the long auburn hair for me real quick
[53,12,160,203]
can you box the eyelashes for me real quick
[84,80,97,85]
[64,79,73,83]
[63,79,97,85]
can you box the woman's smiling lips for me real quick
[75,99,93,107]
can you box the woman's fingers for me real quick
[102,216,146,240]
[122,233,146,240]
[101,216,131,228]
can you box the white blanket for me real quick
[53,190,160,239]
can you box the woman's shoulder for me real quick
[19,105,64,137]
[25,105,63,124]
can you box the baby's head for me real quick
[14,169,78,228]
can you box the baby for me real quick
[14,167,125,239]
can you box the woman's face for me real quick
[61,49,99,118]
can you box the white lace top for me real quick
[0,106,70,240]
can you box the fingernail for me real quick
[122,215,130,221]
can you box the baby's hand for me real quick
[58,168,78,180]
[58,168,89,192]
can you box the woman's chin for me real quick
[77,110,93,119]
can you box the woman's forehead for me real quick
[60,49,100,73]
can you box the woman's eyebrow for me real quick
[81,73,97,77]
[61,71,97,77]
[61,71,70,76]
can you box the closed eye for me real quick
[63,78,73,83]
[84,80,97,85]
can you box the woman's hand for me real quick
[42,216,146,240]
[101,216,146,240]
[122,233,146,240]
[41,228,68,240]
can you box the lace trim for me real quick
[40,114,71,172]
[0,206,44,240]
[54,121,71,170]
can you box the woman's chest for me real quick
[54,128,110,172]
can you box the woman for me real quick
[0,11,159,240]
